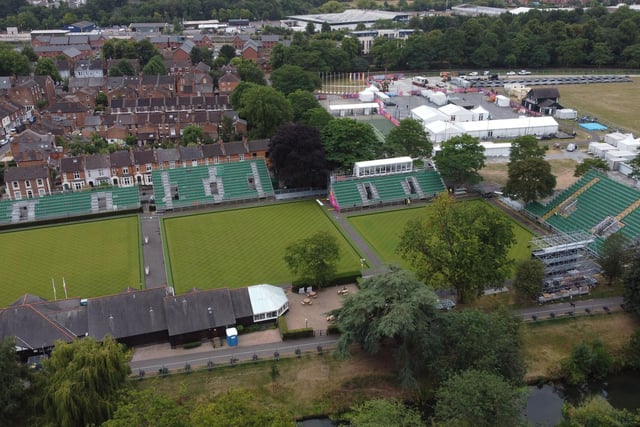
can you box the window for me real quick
[98,169,104,176]
[73,171,80,179]
[214,156,219,164]
[112,168,117,175]
[239,154,244,161]
[36,178,43,187]
[25,180,31,188]
[169,161,176,169]
[14,192,21,200]
[135,166,140,173]
[73,182,83,190]
[122,167,128,175]
[192,160,198,167]
[146,164,152,172]
[123,176,132,186]
[38,189,46,196]
[87,170,92,177]
[27,190,33,198]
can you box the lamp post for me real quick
[305,318,308,328]
[360,258,366,276]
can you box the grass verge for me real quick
[0,215,141,307]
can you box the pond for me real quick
[525,370,640,426]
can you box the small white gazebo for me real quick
[247,284,289,322]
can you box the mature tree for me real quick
[503,135,556,203]
[34,57,62,82]
[239,85,292,138]
[269,123,328,188]
[574,157,610,177]
[0,337,26,424]
[190,390,293,426]
[397,194,515,303]
[39,336,130,427]
[271,64,321,95]
[103,388,189,427]
[623,243,640,316]
[624,329,640,370]
[0,45,31,76]
[559,396,638,427]
[334,268,440,387]
[627,155,640,181]
[190,46,212,66]
[348,399,425,427]
[135,39,159,66]
[142,55,167,75]
[561,339,613,386]
[181,124,205,145]
[384,118,432,159]
[284,231,340,288]
[321,118,381,170]
[21,45,38,62]
[287,90,321,123]
[429,309,526,383]
[434,135,485,188]
[600,232,628,285]
[513,258,545,302]
[232,58,266,85]
[109,59,135,77]
[433,369,527,427]
[218,44,236,63]
[229,81,259,110]
[300,107,334,130]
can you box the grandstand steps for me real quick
[541,177,600,221]
[356,183,370,204]
[215,178,224,202]
[409,176,425,198]
[617,198,640,222]
[161,172,173,210]
[250,162,265,198]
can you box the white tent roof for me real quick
[411,105,448,123]
[457,116,558,132]
[439,103,466,115]
[329,103,378,111]
[247,284,288,315]
[471,105,490,115]
[354,156,412,168]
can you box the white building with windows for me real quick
[247,284,289,323]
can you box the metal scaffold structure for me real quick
[530,231,600,299]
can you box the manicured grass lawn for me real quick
[0,216,142,308]
[162,201,363,292]
[346,200,535,274]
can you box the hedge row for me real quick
[278,316,314,341]
[292,270,360,293]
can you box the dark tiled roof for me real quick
[0,305,77,349]
[230,288,253,319]
[224,141,247,155]
[528,87,560,99]
[109,150,133,167]
[201,143,224,157]
[156,148,180,162]
[179,145,202,161]
[133,150,156,165]
[85,153,110,170]
[4,165,49,181]
[163,288,236,336]
[247,139,269,152]
[88,287,168,340]
[60,156,85,173]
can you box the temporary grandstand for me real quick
[329,157,446,212]
[525,170,640,254]
[0,186,140,226]
[151,159,274,212]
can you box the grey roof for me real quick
[83,115,102,127]
[109,150,133,167]
[287,9,409,25]
[0,305,77,349]
[163,288,236,336]
[88,287,168,340]
[85,153,111,170]
[0,76,13,89]
[201,143,224,157]
[247,138,269,152]
[133,150,156,165]
[178,145,202,161]
[10,294,47,307]
[230,288,253,319]
[63,47,83,58]
[4,165,49,181]
[60,156,85,173]
[156,147,180,162]
[224,141,247,155]
[34,299,89,337]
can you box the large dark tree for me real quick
[238,85,292,138]
[513,258,545,303]
[321,118,381,170]
[397,194,515,303]
[503,135,556,204]
[284,231,340,288]
[0,337,27,425]
[600,232,628,285]
[232,58,266,85]
[334,268,440,388]
[218,44,236,63]
[434,135,485,188]
[269,123,328,188]
[287,90,321,123]
[34,57,61,82]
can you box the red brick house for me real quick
[218,71,240,95]
[60,156,86,191]
[4,165,52,200]
[109,150,135,187]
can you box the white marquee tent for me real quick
[247,284,289,323]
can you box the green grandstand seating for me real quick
[151,159,274,211]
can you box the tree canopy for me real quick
[347,399,425,427]
[559,396,639,427]
[321,118,381,170]
[238,85,292,138]
[623,242,640,317]
[34,57,61,82]
[334,268,439,388]
[0,337,27,425]
[232,58,266,85]
[384,118,432,159]
[600,232,628,285]
[574,157,610,177]
[513,258,545,302]
[397,194,515,303]
[433,369,527,427]
[284,231,340,288]
[434,135,485,188]
[287,90,321,123]
[103,388,190,427]
[270,64,321,95]
[39,336,130,427]
[503,135,556,204]
[142,54,167,75]
[269,123,328,189]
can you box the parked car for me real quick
[506,71,516,76]
[468,71,478,76]
[518,69,532,75]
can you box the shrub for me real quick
[182,341,202,350]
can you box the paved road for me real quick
[130,334,339,374]
[516,296,624,321]
[140,214,168,288]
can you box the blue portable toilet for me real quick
[226,327,238,347]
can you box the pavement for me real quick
[516,296,624,321]
[140,214,168,288]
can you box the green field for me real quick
[162,201,363,292]
[347,200,534,274]
[0,216,142,308]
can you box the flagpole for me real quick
[52,278,57,301]
[63,277,68,299]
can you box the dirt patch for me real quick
[479,158,579,192]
